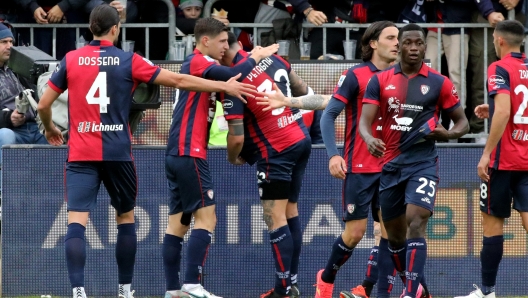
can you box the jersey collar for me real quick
[232,49,249,66]
[504,52,525,59]
[394,61,429,77]
[89,40,114,47]
[365,60,380,72]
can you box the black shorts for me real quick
[65,161,137,215]
[256,138,311,201]
[165,155,215,215]
[342,172,380,222]
[480,169,528,218]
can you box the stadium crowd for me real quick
[1,1,528,298]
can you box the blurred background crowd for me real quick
[1,0,527,144]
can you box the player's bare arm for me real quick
[37,87,64,146]
[425,106,469,141]
[474,104,490,119]
[255,83,330,111]
[478,94,510,182]
[154,70,256,101]
[289,69,308,97]
[359,103,385,158]
[226,118,245,165]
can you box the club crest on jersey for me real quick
[347,204,355,214]
[207,189,214,199]
[420,85,430,95]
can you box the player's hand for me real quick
[252,44,279,61]
[44,126,64,146]
[477,154,491,182]
[47,5,64,23]
[328,155,347,180]
[474,104,489,119]
[425,123,449,141]
[33,7,48,24]
[228,156,246,165]
[487,12,505,27]
[499,0,519,10]
[11,111,26,127]
[365,136,385,158]
[255,83,285,111]
[109,1,125,13]
[224,73,256,103]
[306,9,327,26]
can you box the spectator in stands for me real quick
[0,23,48,198]
[367,0,407,23]
[468,0,525,143]
[14,0,90,59]
[425,0,474,126]
[176,0,229,35]
[85,0,138,23]
[304,0,363,59]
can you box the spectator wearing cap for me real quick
[0,23,48,195]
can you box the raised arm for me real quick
[256,83,331,111]
[153,70,256,101]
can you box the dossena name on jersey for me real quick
[78,56,120,66]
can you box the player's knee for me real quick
[407,217,427,237]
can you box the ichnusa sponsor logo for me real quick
[78,121,124,133]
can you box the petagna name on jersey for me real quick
[77,121,124,133]
[246,57,274,82]
[78,56,120,66]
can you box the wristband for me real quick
[304,7,314,17]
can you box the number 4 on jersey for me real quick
[86,72,110,113]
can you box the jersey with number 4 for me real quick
[223,50,308,159]
[48,40,161,162]
[487,52,528,170]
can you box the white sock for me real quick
[183,283,201,290]
[119,283,131,295]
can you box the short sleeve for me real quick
[190,54,217,78]
[487,63,510,98]
[48,57,68,93]
[131,54,161,84]
[222,94,245,120]
[439,77,461,113]
[362,74,381,106]
[332,69,359,104]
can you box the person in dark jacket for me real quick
[14,0,90,59]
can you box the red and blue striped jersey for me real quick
[363,62,460,165]
[487,52,528,170]
[48,40,160,162]
[223,50,308,161]
[331,61,383,173]
[166,49,218,159]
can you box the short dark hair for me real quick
[227,31,238,48]
[398,23,426,41]
[495,20,525,46]
[361,21,397,62]
[194,18,229,41]
[89,4,119,37]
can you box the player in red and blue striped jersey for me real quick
[360,23,469,298]
[456,20,528,298]
[256,21,407,298]
[219,32,311,298]
[37,6,257,298]
[163,18,278,298]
